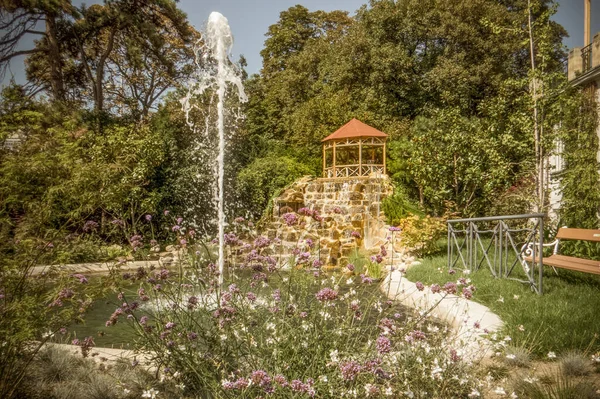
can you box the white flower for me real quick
[497,296,505,303]
[404,390,414,398]
[547,351,557,359]
[266,322,276,331]
[510,392,518,399]
[319,375,328,383]
[468,389,480,398]
[346,278,354,285]
[384,387,393,396]
[319,311,331,320]
[330,349,339,363]
[513,295,520,300]
[506,354,516,360]
[518,325,525,332]
[176,383,185,390]
[220,334,227,341]
[142,388,159,398]
[493,387,506,395]
[123,389,131,394]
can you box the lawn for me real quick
[405,252,600,358]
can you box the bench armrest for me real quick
[520,239,560,259]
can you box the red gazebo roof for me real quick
[322,118,388,142]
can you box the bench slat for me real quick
[556,228,600,242]
[524,254,600,275]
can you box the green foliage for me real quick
[397,215,447,258]
[247,0,567,217]
[237,156,314,219]
[0,237,115,399]
[559,89,600,230]
[0,87,175,257]
[406,252,600,356]
[381,186,423,226]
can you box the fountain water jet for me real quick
[181,12,247,286]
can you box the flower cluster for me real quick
[315,287,338,302]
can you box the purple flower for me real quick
[250,370,271,387]
[376,335,392,354]
[299,311,308,318]
[298,207,313,216]
[172,225,180,232]
[274,375,288,386]
[389,226,401,232]
[272,289,281,302]
[443,282,457,295]
[333,206,342,214]
[350,231,361,238]
[145,214,152,221]
[462,287,473,299]
[340,361,362,380]
[430,284,441,294]
[253,236,270,248]
[297,251,311,264]
[180,238,187,246]
[164,209,170,216]
[165,322,175,330]
[305,238,314,248]
[72,274,88,284]
[415,281,425,291]
[176,217,183,224]
[316,288,338,302]
[282,212,298,226]
[83,220,99,232]
[448,269,456,275]
[346,263,355,272]
[360,274,374,284]
[188,332,198,340]
[312,259,323,268]
[246,292,257,302]
[234,216,245,223]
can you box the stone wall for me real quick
[264,175,392,267]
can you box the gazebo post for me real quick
[383,141,386,175]
[359,138,363,177]
[332,141,337,178]
[322,144,326,177]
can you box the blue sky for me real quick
[1,0,597,87]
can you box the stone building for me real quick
[550,0,600,218]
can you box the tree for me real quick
[0,0,77,101]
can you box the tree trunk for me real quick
[45,12,65,102]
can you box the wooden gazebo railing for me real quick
[322,119,387,178]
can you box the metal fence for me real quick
[447,213,546,294]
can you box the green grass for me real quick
[405,253,600,357]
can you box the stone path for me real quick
[29,259,162,276]
[381,268,503,360]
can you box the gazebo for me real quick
[322,118,388,178]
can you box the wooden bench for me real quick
[522,228,600,275]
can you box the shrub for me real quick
[397,215,446,257]
[560,351,593,377]
[237,156,313,219]
[103,224,481,398]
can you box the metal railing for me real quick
[582,43,593,73]
[447,213,546,294]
